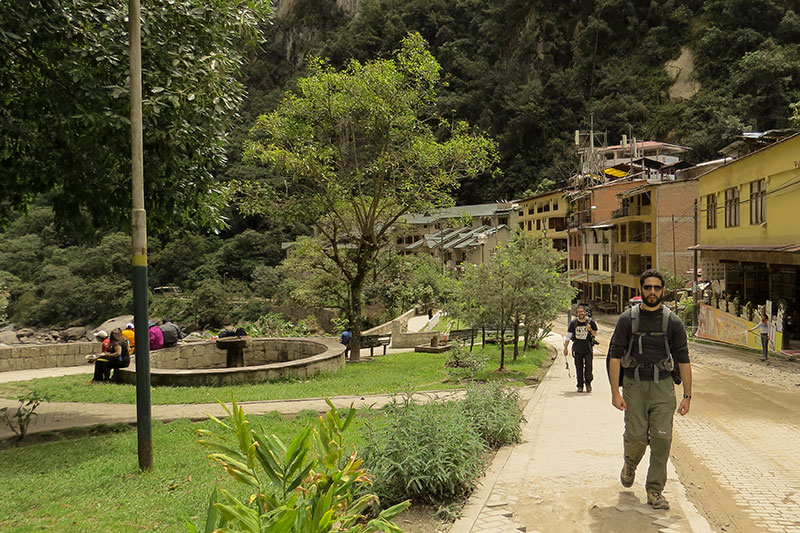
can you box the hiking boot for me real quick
[577,385,584,393]
[647,491,669,510]
[585,383,592,393]
[620,464,635,488]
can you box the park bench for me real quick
[448,328,476,347]
[359,333,392,356]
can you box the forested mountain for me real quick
[234,0,800,202]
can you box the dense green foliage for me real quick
[241,33,497,358]
[0,207,300,327]
[0,0,271,237]
[254,0,800,202]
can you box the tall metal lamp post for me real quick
[129,0,153,471]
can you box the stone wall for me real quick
[0,341,101,372]
[115,337,344,387]
[148,338,337,370]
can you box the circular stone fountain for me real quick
[114,336,345,387]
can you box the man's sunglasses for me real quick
[643,284,663,291]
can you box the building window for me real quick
[725,187,740,227]
[619,255,627,274]
[593,254,599,270]
[706,193,717,229]
[499,217,508,226]
[527,220,532,231]
[536,219,541,231]
[750,179,766,225]
[584,253,589,268]
[519,222,525,230]
[620,225,627,242]
[553,201,558,211]
[602,254,609,271]
[644,255,653,270]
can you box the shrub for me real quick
[191,279,232,329]
[191,399,409,533]
[462,382,524,449]
[444,344,488,382]
[361,398,485,506]
[0,391,49,440]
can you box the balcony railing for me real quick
[612,205,651,219]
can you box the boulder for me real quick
[60,327,87,341]
[16,328,35,338]
[0,331,16,344]
[95,315,135,334]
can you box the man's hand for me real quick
[678,397,691,416]
[611,392,626,411]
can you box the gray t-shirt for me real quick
[608,306,689,380]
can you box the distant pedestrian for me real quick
[90,330,131,383]
[121,323,135,354]
[92,330,111,354]
[746,313,770,361]
[149,322,164,351]
[608,269,692,511]
[340,328,352,359]
[159,320,181,348]
[564,305,597,393]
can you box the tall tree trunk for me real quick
[499,327,506,370]
[513,321,520,361]
[349,283,364,362]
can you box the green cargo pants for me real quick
[622,374,677,494]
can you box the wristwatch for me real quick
[683,394,692,399]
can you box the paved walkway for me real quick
[451,327,712,533]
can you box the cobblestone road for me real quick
[673,359,800,533]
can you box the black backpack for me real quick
[607,305,682,386]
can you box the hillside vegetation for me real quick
[244,0,800,202]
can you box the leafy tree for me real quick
[0,0,271,237]
[243,33,497,360]
[457,233,573,369]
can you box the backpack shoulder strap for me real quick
[661,305,671,333]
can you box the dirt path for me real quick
[671,342,800,533]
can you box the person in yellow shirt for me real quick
[121,322,136,354]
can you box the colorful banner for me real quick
[697,303,782,352]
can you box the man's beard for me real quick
[644,292,663,306]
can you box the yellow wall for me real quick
[518,190,568,240]
[699,134,800,246]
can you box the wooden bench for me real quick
[359,334,392,356]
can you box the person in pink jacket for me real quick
[149,322,164,351]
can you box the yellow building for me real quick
[694,132,800,311]
[517,189,568,253]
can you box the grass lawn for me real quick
[0,411,366,532]
[0,343,552,531]
[0,345,551,405]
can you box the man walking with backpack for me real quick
[564,305,597,393]
[607,269,692,510]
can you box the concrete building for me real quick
[517,190,568,252]
[692,132,800,312]
[397,202,520,271]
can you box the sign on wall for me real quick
[697,302,782,352]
